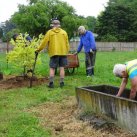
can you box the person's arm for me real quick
[130,77,137,99]
[74,38,83,55]
[77,37,83,53]
[116,78,128,97]
[36,31,49,52]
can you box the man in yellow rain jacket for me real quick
[113,59,137,99]
[36,19,70,88]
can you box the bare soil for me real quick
[0,75,49,90]
[0,76,137,137]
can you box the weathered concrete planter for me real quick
[75,85,137,134]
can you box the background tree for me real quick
[2,0,137,42]
[84,0,137,41]
[0,27,3,38]
[1,0,98,41]
[11,2,49,36]
[95,0,137,42]
[11,0,78,38]
[27,0,39,5]
[1,20,17,42]
[85,16,96,32]
[62,15,86,39]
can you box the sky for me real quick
[0,0,109,23]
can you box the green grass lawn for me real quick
[0,51,136,137]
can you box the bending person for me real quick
[113,59,137,99]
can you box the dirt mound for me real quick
[0,75,49,90]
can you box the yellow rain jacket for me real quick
[37,28,70,57]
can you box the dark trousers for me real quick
[85,51,96,76]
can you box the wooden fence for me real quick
[70,41,137,52]
[0,42,13,53]
[1,41,137,52]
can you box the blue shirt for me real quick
[77,31,96,53]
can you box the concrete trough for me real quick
[75,85,137,134]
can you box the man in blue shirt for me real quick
[75,26,96,77]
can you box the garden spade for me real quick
[29,52,38,88]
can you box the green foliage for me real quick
[95,0,137,42]
[3,0,137,42]
[100,34,118,42]
[28,0,39,5]
[11,0,77,37]
[1,0,98,40]
[85,16,97,32]
[6,33,44,76]
[62,15,85,39]
[6,28,20,40]
[0,27,3,38]
[1,20,17,42]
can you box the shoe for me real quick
[48,82,54,88]
[60,82,64,88]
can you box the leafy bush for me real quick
[6,33,44,76]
